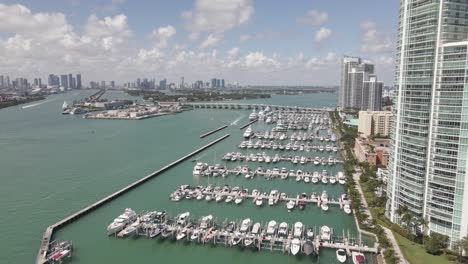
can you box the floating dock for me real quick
[239,119,258,129]
[35,134,230,264]
[200,125,228,138]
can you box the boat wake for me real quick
[230,114,245,126]
[21,98,56,109]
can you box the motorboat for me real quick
[304,240,315,256]
[176,212,190,226]
[306,228,314,239]
[239,218,252,233]
[199,215,213,230]
[293,222,304,238]
[337,249,347,263]
[321,191,329,202]
[278,222,289,237]
[244,233,256,247]
[203,227,216,243]
[266,220,278,237]
[107,208,137,235]
[255,194,264,206]
[312,172,319,183]
[344,204,352,214]
[304,176,310,183]
[320,226,331,241]
[190,228,201,241]
[215,194,225,202]
[117,219,139,238]
[243,126,254,139]
[286,200,295,211]
[352,252,366,264]
[176,224,191,240]
[225,195,233,203]
[321,203,329,211]
[161,224,175,238]
[235,196,243,205]
[321,175,328,184]
[249,111,258,121]
[149,224,164,238]
[192,162,206,176]
[290,238,301,255]
[330,176,337,184]
[231,231,244,246]
[268,190,279,205]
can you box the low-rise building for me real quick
[354,136,389,167]
[358,110,392,137]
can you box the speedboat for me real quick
[244,232,256,247]
[344,204,352,214]
[290,238,301,255]
[352,251,366,264]
[320,226,331,241]
[312,172,319,183]
[176,212,190,226]
[255,194,264,206]
[149,224,164,238]
[192,162,206,176]
[235,196,243,205]
[286,200,295,211]
[176,224,191,240]
[293,222,303,238]
[321,191,329,202]
[278,222,289,237]
[306,228,314,239]
[231,231,244,246]
[304,176,310,183]
[239,218,252,233]
[336,249,347,263]
[330,176,337,184]
[107,208,137,235]
[203,227,216,243]
[266,220,278,237]
[268,190,279,205]
[321,175,328,184]
[321,203,329,211]
[161,224,174,238]
[225,195,233,203]
[199,215,213,230]
[249,111,258,121]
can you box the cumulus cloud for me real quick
[150,25,176,48]
[183,0,253,34]
[314,27,332,45]
[299,9,328,25]
[360,21,393,53]
[239,34,251,42]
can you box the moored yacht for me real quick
[107,208,137,235]
[290,238,301,255]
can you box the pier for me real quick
[239,119,258,129]
[200,125,228,138]
[35,134,230,264]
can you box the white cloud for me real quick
[150,25,176,48]
[239,34,251,42]
[314,27,332,45]
[244,52,280,69]
[360,21,393,53]
[299,9,328,25]
[199,34,223,49]
[183,0,254,34]
[306,52,338,69]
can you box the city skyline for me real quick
[0,0,397,85]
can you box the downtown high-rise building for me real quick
[76,74,82,89]
[339,56,382,111]
[387,0,468,246]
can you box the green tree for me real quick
[423,232,449,255]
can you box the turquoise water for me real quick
[0,90,375,263]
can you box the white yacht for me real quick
[290,238,301,255]
[321,191,329,202]
[268,190,279,205]
[286,200,295,211]
[343,204,352,214]
[243,126,254,139]
[277,222,288,237]
[249,111,258,120]
[336,249,347,263]
[293,222,304,238]
[239,218,252,232]
[320,226,331,241]
[107,208,137,235]
[266,220,278,237]
[192,162,206,176]
[176,212,190,226]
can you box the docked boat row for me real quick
[44,240,73,264]
[106,209,371,262]
[169,185,352,213]
[222,152,342,166]
[239,140,339,152]
[193,163,346,184]
[253,131,337,142]
[257,111,332,130]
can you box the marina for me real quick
[221,152,342,166]
[106,209,378,260]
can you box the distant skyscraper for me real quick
[0,75,4,87]
[110,81,115,88]
[180,76,184,89]
[60,75,69,89]
[159,79,167,90]
[101,81,105,88]
[68,74,74,89]
[339,56,380,110]
[48,74,59,86]
[211,78,216,88]
[6,76,10,87]
[387,0,468,247]
[221,79,225,88]
[76,74,82,89]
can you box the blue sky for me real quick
[0,0,398,85]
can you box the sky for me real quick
[0,0,398,86]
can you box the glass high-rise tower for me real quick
[387,0,468,245]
